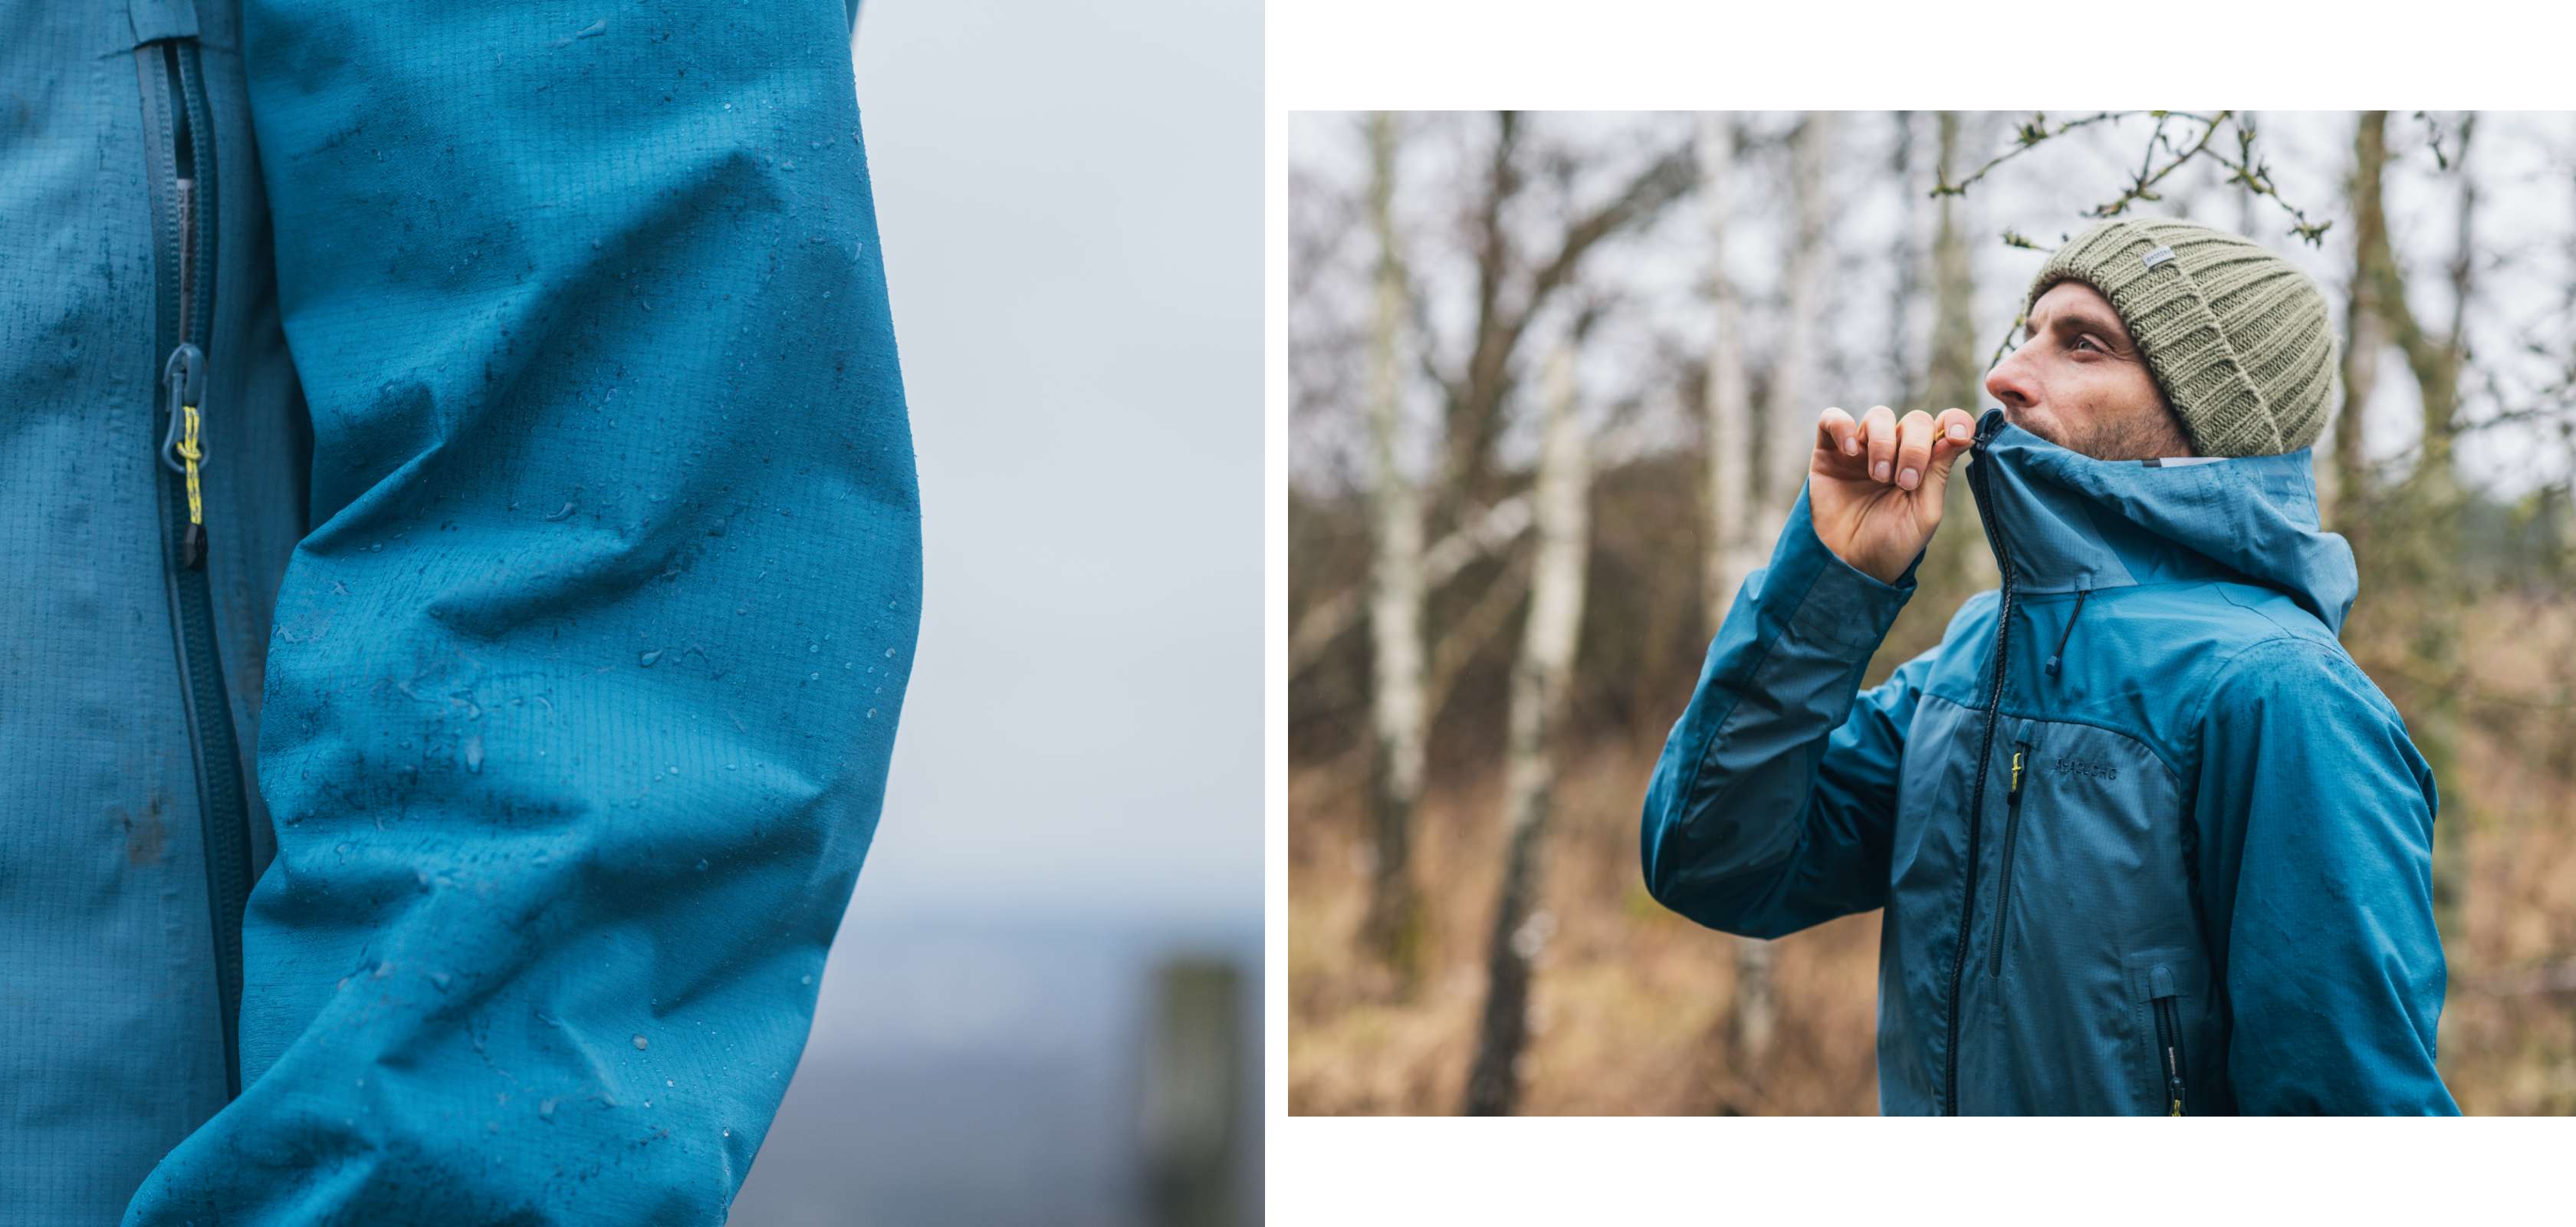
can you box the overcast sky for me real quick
[843,0,1259,926]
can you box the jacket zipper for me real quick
[1986,740,2032,981]
[1942,408,2018,1114]
[2150,979,2189,1116]
[140,36,253,1100]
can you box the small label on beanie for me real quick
[2141,245,2177,269]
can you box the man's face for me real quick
[1985,281,2195,461]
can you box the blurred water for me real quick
[726,910,1260,1225]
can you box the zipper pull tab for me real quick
[2008,748,2026,804]
[160,342,209,569]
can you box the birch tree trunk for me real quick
[1361,112,1429,988]
[1460,340,1592,1116]
[1886,112,1922,416]
[1734,110,1834,1072]
[1699,113,1758,633]
[1927,110,1999,590]
[1760,111,1834,531]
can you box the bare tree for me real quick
[1760,112,1835,532]
[1461,332,1595,1116]
[1927,110,1999,590]
[1360,112,1430,986]
[1289,497,1530,678]
[2329,110,2393,531]
[1725,110,1837,1073]
[1887,112,1924,416]
[2348,109,2482,939]
[1428,115,1697,531]
[1699,113,1759,633]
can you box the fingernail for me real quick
[1874,461,1890,482]
[1949,424,1969,442]
[1843,439,1859,455]
[1899,466,1920,489]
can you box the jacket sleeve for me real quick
[2193,638,2457,1115]
[125,3,919,1222]
[1640,482,1930,939]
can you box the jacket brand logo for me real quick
[2055,757,2118,781]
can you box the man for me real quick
[3,2,917,1220]
[1640,217,2456,1114]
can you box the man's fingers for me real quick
[1922,408,1976,502]
[1927,408,1974,474]
[1816,406,1860,457]
[1861,405,1897,484]
[1938,406,1976,447]
[1894,410,1936,491]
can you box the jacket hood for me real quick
[1969,407,2359,634]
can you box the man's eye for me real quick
[2070,335,2102,354]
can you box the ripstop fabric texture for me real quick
[0,2,919,1222]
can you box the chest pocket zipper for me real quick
[2150,964,2189,1116]
[1987,740,2032,981]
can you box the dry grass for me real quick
[1289,594,2576,1116]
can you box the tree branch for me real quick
[1287,494,1535,676]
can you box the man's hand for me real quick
[1807,406,1979,585]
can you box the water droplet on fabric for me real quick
[632,1035,649,1050]
[639,649,663,667]
[800,974,813,985]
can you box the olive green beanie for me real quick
[2021,217,2337,457]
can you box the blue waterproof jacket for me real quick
[1641,409,2455,1114]
[3,2,916,1220]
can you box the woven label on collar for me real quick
[2141,245,2177,270]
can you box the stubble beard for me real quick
[2065,399,2198,462]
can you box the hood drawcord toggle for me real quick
[2043,587,2090,678]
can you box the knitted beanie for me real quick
[2021,217,2336,457]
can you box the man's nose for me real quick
[1986,350,2035,410]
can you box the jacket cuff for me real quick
[1770,481,1921,653]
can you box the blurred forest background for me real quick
[1287,110,2576,1116]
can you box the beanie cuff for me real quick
[2026,221,2288,458]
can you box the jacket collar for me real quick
[1967,407,2359,635]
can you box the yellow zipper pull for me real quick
[161,342,209,568]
